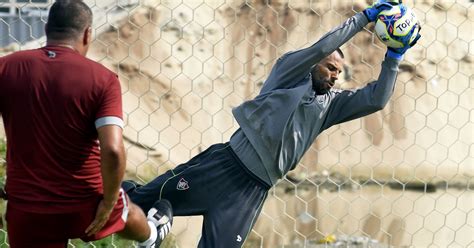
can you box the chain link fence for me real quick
[0,0,473,247]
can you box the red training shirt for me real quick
[0,46,123,213]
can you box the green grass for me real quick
[0,139,4,157]
[0,139,5,184]
[69,235,135,247]
[0,232,175,247]
[68,234,176,247]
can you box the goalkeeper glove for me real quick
[386,25,422,60]
[363,1,398,22]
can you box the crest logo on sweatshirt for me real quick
[177,178,189,190]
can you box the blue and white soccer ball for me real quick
[374,4,420,48]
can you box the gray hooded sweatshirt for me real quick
[230,12,401,187]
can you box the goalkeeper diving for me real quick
[123,1,421,247]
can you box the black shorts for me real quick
[127,143,269,248]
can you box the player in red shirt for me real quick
[0,1,172,247]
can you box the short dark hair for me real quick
[45,0,92,41]
[310,48,345,72]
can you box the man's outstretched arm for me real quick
[261,12,369,93]
[321,56,400,129]
[321,23,421,129]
